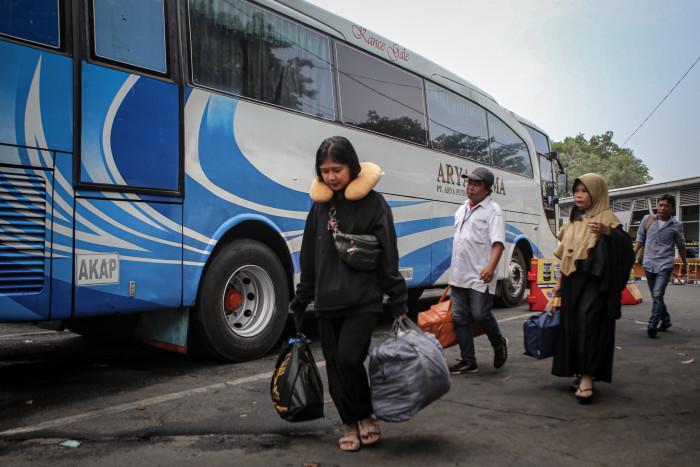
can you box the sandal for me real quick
[569,375,581,392]
[575,385,594,404]
[359,415,381,445]
[339,425,361,452]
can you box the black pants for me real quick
[317,312,380,425]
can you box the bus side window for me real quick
[93,0,167,73]
[188,0,334,120]
[488,114,533,177]
[0,0,60,49]
[336,43,427,145]
[425,82,489,164]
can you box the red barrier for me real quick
[526,258,641,311]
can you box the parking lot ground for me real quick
[1,282,698,466]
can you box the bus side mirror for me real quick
[557,173,568,194]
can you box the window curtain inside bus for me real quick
[488,114,533,177]
[425,82,489,164]
[189,0,334,119]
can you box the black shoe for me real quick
[493,337,508,368]
[449,360,479,374]
[658,321,672,332]
[647,325,658,338]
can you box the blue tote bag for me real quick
[523,301,560,359]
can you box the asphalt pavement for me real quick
[1,281,698,466]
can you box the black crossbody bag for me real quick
[328,202,381,271]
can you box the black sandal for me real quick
[569,375,581,392]
[575,385,594,404]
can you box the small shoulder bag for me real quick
[328,202,381,271]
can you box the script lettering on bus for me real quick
[352,25,410,63]
[436,163,506,197]
[387,43,410,63]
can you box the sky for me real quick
[303,0,700,183]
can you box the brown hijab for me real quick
[554,173,621,276]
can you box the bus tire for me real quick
[496,247,526,308]
[191,239,288,361]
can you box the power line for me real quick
[622,55,700,147]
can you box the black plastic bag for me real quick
[270,313,324,422]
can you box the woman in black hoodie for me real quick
[290,136,407,451]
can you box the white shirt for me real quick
[449,196,506,294]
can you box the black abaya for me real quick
[552,227,634,383]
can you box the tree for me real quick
[551,131,652,194]
[358,110,426,144]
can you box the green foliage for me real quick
[551,131,652,195]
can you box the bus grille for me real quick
[0,172,47,293]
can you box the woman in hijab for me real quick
[552,173,634,403]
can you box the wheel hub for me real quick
[222,265,275,338]
[225,288,242,312]
[510,261,524,294]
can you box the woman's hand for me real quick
[588,221,611,236]
[552,278,562,298]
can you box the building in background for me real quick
[559,176,700,259]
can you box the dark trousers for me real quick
[451,285,504,364]
[317,312,380,425]
[645,267,673,326]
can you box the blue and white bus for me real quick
[0,0,565,361]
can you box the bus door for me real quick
[73,0,182,317]
[0,1,73,322]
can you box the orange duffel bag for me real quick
[417,286,484,349]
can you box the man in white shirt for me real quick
[448,167,508,374]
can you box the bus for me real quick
[0,0,566,361]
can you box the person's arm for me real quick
[552,276,563,297]
[481,204,506,283]
[679,246,687,275]
[634,241,643,254]
[374,196,408,318]
[289,206,318,314]
[671,222,688,275]
[480,242,504,283]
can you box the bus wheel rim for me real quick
[222,265,275,337]
[509,260,524,295]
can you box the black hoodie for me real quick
[290,190,408,318]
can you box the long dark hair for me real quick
[315,136,361,181]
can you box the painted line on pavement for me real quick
[0,362,326,437]
[1,312,530,436]
[497,312,536,323]
[0,331,56,339]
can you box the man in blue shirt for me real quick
[634,194,687,337]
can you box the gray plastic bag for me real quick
[369,317,450,422]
